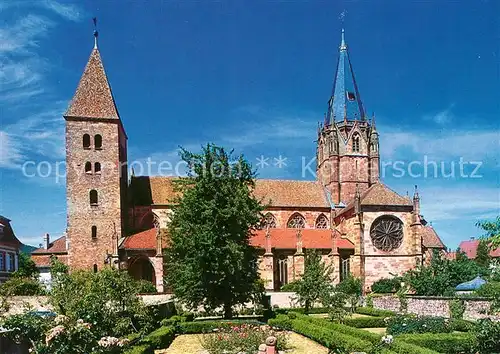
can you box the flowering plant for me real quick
[386,314,452,335]
[201,323,289,354]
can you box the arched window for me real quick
[94,162,101,174]
[259,213,277,229]
[91,226,97,239]
[352,134,360,152]
[83,134,91,149]
[315,214,328,229]
[287,213,306,229]
[85,162,92,173]
[93,264,98,273]
[89,190,98,205]
[94,134,102,149]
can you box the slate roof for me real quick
[121,227,354,251]
[64,47,119,119]
[422,225,446,249]
[130,176,330,208]
[32,236,67,254]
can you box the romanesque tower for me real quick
[317,30,380,205]
[64,30,128,270]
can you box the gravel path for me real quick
[155,332,328,354]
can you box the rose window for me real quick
[370,216,403,251]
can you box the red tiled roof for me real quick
[458,239,500,259]
[32,236,67,254]
[32,254,68,268]
[122,228,354,251]
[130,176,330,208]
[65,48,119,119]
[251,228,354,249]
[422,225,446,249]
[122,228,158,250]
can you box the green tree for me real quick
[475,239,491,268]
[336,274,362,312]
[455,247,469,262]
[476,216,500,249]
[12,252,39,279]
[164,144,264,319]
[294,250,334,314]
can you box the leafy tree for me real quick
[12,252,39,279]
[0,277,46,296]
[455,247,469,262]
[336,274,362,312]
[404,250,487,296]
[164,144,264,319]
[293,250,334,314]
[475,239,491,268]
[476,216,500,249]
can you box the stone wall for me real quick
[371,294,499,321]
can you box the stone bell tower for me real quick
[317,29,380,205]
[64,27,128,270]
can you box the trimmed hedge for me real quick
[343,316,387,328]
[296,314,439,354]
[123,326,176,354]
[450,319,475,332]
[356,306,396,317]
[274,307,330,315]
[398,333,477,354]
[178,319,261,334]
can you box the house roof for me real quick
[64,47,119,119]
[32,254,68,268]
[0,216,22,248]
[130,176,330,208]
[121,227,354,251]
[422,225,446,249]
[32,236,67,255]
[458,239,500,258]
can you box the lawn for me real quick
[155,332,329,354]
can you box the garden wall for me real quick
[370,295,499,321]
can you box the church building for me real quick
[31,29,446,292]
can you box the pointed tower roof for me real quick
[326,29,365,124]
[65,31,119,119]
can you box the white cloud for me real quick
[40,0,81,22]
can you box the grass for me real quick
[155,332,329,354]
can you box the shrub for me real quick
[135,280,157,294]
[268,314,292,330]
[0,277,46,296]
[398,332,476,354]
[473,318,500,353]
[336,274,362,312]
[450,319,475,332]
[371,277,402,293]
[449,299,466,319]
[386,315,452,335]
[280,280,299,291]
[343,316,386,328]
[178,320,260,334]
[274,306,330,315]
[475,281,500,312]
[356,306,396,317]
[123,326,175,354]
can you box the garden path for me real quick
[155,332,329,354]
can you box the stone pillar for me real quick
[293,229,304,281]
[150,256,164,293]
[262,228,274,290]
[329,230,341,285]
[411,185,423,265]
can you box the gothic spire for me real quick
[326,29,365,124]
[64,20,120,120]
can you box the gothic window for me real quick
[91,226,97,239]
[278,255,288,287]
[287,213,305,229]
[153,214,160,229]
[85,162,92,173]
[352,134,360,152]
[370,215,404,252]
[83,134,91,149]
[340,256,350,281]
[94,134,102,149]
[89,190,98,205]
[259,213,277,229]
[315,214,328,229]
[94,162,101,174]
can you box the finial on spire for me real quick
[340,28,347,51]
[93,17,98,49]
[413,185,420,200]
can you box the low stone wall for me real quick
[268,292,298,308]
[1,296,52,317]
[370,294,499,321]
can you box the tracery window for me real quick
[352,134,360,152]
[260,213,277,229]
[287,213,305,229]
[370,215,404,252]
[315,214,328,229]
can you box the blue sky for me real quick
[0,0,499,249]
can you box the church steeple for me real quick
[65,23,119,120]
[326,29,365,125]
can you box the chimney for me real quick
[470,237,475,241]
[43,233,50,250]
